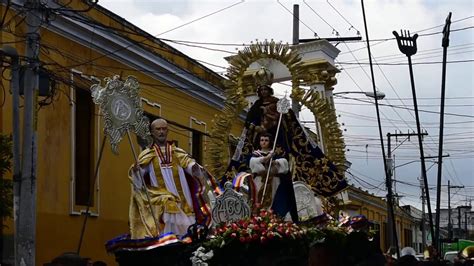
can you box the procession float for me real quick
[98,40,377,265]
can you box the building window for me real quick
[189,117,206,165]
[370,222,381,249]
[192,131,203,164]
[74,88,94,206]
[69,71,101,216]
[404,228,413,248]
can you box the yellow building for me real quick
[339,185,419,252]
[0,2,241,265]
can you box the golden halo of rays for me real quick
[208,40,346,180]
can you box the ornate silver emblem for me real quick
[212,182,250,224]
[276,96,291,114]
[90,75,152,154]
[293,181,321,220]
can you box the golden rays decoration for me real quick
[208,40,345,182]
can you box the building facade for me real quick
[339,185,422,253]
[438,206,473,240]
[401,205,425,253]
[0,1,242,265]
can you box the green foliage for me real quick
[0,134,13,224]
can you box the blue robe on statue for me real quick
[222,95,347,222]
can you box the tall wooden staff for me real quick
[261,96,291,204]
[435,12,452,251]
[393,30,435,248]
[77,76,157,253]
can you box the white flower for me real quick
[190,246,214,266]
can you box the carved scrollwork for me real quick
[208,40,346,191]
[90,75,152,154]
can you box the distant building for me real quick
[437,206,473,240]
[401,205,424,253]
[338,185,424,253]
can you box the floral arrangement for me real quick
[188,210,376,265]
[210,209,308,245]
[189,210,350,265]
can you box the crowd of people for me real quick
[307,240,474,266]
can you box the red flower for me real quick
[267,231,275,239]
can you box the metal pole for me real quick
[77,135,107,254]
[292,4,300,117]
[448,180,452,240]
[435,12,452,252]
[292,4,299,45]
[361,0,399,258]
[17,1,41,265]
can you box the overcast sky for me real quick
[99,0,474,212]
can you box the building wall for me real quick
[0,3,242,265]
[340,186,418,252]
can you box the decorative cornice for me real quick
[292,39,341,66]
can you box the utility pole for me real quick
[386,133,396,250]
[448,180,451,239]
[292,4,300,117]
[465,211,468,239]
[387,131,428,250]
[458,206,462,238]
[421,183,426,248]
[447,181,464,240]
[17,0,41,265]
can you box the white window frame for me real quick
[69,69,101,217]
[189,116,207,155]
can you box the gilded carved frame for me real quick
[208,40,345,182]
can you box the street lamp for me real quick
[333,90,386,100]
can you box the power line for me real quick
[63,0,245,68]
[338,59,474,66]
[325,0,360,35]
[303,0,339,36]
[337,110,474,125]
[276,0,318,37]
[335,101,474,107]
[335,95,474,118]
[339,16,474,55]
[343,42,474,63]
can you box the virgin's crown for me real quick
[253,67,274,87]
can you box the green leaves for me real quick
[0,134,13,225]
